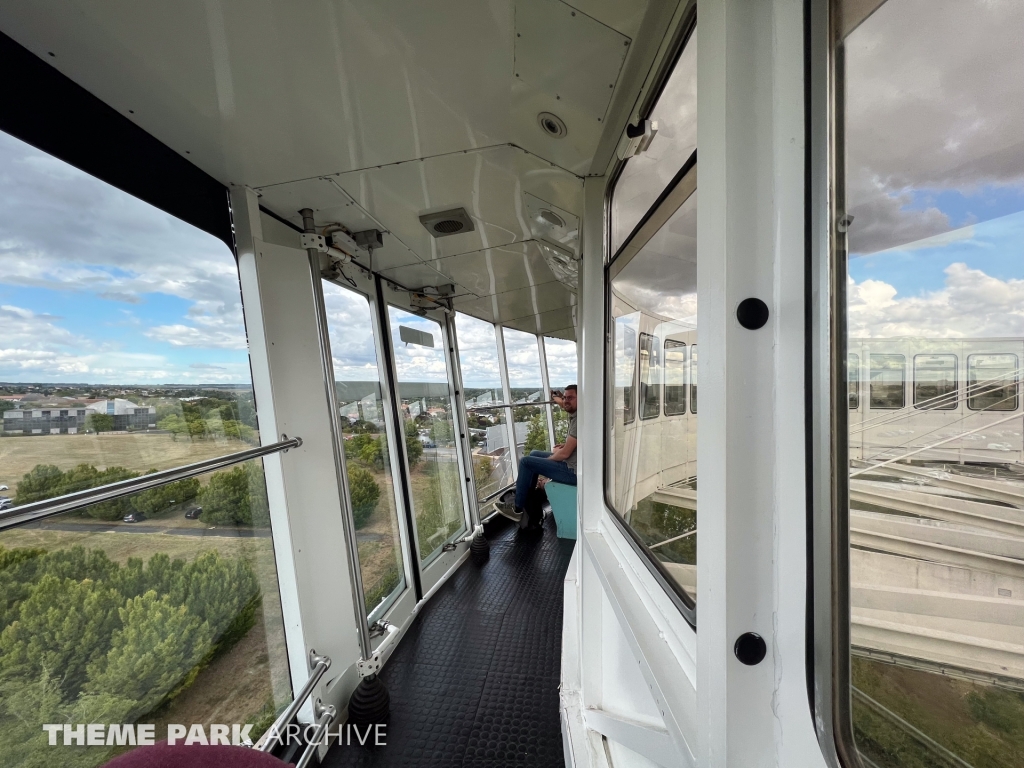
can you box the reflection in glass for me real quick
[913,354,957,409]
[664,341,687,416]
[689,345,698,414]
[0,458,291,765]
[842,2,1024,764]
[388,307,466,561]
[608,189,697,604]
[869,354,905,410]
[503,327,549,458]
[544,337,579,443]
[323,281,406,615]
[967,354,1018,411]
[848,353,861,410]
[455,313,505,408]
[611,27,697,255]
[468,407,514,501]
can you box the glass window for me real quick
[503,328,549,459]
[455,313,513,502]
[0,458,291,764]
[913,354,957,409]
[0,131,262,510]
[869,355,905,409]
[664,341,687,416]
[689,345,698,414]
[544,337,578,443]
[323,281,407,616]
[967,354,1018,411]
[848,353,861,410]
[388,307,466,562]
[639,333,661,419]
[611,26,698,255]
[607,188,698,609]
[839,1,1024,764]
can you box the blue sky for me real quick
[0,131,250,385]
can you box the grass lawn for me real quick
[0,432,251,497]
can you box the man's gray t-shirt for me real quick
[565,413,577,472]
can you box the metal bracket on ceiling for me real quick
[616,118,659,160]
[410,284,455,313]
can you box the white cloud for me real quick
[848,263,1024,338]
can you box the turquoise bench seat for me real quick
[545,481,577,540]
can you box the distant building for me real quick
[2,398,156,435]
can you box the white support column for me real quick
[695,1,827,765]
[232,186,362,720]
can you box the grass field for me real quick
[0,432,251,497]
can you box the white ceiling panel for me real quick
[431,241,560,297]
[331,145,584,263]
[378,261,474,296]
[504,306,576,339]
[455,280,576,324]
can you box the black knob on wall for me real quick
[736,298,769,330]
[734,632,767,666]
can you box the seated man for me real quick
[496,385,577,523]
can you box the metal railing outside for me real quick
[254,650,332,753]
[0,436,302,532]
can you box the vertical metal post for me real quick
[445,314,481,527]
[537,334,557,449]
[494,324,518,478]
[300,208,372,661]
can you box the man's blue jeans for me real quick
[514,450,577,510]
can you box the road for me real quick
[19,520,272,538]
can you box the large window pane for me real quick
[607,189,698,607]
[455,313,513,502]
[388,308,465,561]
[967,354,1018,411]
[323,281,406,616]
[544,337,578,443]
[0,458,291,765]
[611,27,697,255]
[913,354,957,409]
[503,327,549,459]
[0,131,261,511]
[841,2,1024,764]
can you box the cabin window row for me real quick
[848,353,1019,411]
[621,331,697,424]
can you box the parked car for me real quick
[184,506,203,520]
[0,484,8,491]
[0,497,12,511]
[122,512,145,523]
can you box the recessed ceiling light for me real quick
[538,112,567,139]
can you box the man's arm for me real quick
[549,435,577,463]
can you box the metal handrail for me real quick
[465,400,561,412]
[295,702,337,768]
[254,650,331,752]
[0,436,302,532]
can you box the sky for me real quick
[843,0,1024,339]
[0,131,250,385]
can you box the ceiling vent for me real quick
[419,208,475,238]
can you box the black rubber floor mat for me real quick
[323,515,575,767]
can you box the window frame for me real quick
[966,353,1019,412]
[638,332,662,420]
[848,352,860,410]
[664,339,688,416]
[603,155,699,626]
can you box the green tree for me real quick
[13,465,65,504]
[359,437,385,470]
[348,466,381,529]
[87,413,114,433]
[198,463,271,526]
[523,411,549,454]
[132,476,200,516]
[430,417,454,445]
[84,590,214,720]
[0,574,123,698]
[157,413,188,439]
[404,419,423,468]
